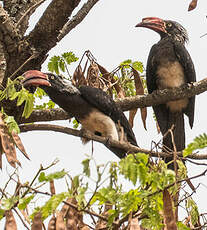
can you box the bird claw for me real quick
[80,128,91,144]
[105,136,112,147]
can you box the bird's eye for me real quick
[50,75,55,80]
[166,22,172,28]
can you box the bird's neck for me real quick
[161,35,186,45]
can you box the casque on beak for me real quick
[135,17,167,34]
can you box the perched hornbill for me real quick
[136,17,196,168]
[22,70,138,158]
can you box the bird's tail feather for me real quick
[163,112,185,169]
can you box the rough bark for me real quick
[0,0,99,120]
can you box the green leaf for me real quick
[73,119,79,129]
[18,195,35,210]
[22,93,35,118]
[17,88,29,106]
[48,56,61,74]
[34,87,47,99]
[2,196,19,210]
[132,61,144,73]
[119,153,149,186]
[186,198,199,226]
[76,185,88,207]
[183,133,207,157]
[47,100,55,109]
[82,158,90,177]
[6,82,17,99]
[0,209,5,220]
[32,192,70,220]
[120,59,132,67]
[72,175,80,190]
[107,209,119,226]
[62,52,78,65]
[9,91,20,100]
[38,169,67,182]
[4,115,20,134]
[177,221,191,230]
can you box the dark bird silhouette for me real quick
[22,70,138,158]
[136,17,196,169]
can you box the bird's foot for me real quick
[105,136,113,148]
[80,128,91,144]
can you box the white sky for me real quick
[1,0,207,228]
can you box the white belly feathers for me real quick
[156,61,188,112]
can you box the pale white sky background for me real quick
[1,0,207,228]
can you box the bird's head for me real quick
[136,17,188,44]
[22,70,79,94]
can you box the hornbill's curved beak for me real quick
[135,17,167,34]
[22,70,51,88]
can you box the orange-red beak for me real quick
[136,17,166,34]
[22,70,51,87]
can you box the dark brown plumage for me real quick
[22,70,138,158]
[136,17,196,169]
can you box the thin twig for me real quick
[21,159,58,198]
[10,52,39,80]
[13,208,30,230]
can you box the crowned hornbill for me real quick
[22,70,138,158]
[136,17,196,169]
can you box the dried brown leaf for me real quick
[80,226,90,230]
[141,108,147,130]
[5,210,17,230]
[11,130,30,160]
[132,67,147,130]
[87,62,107,90]
[129,109,138,128]
[188,0,198,11]
[56,211,67,230]
[97,63,110,80]
[31,212,43,230]
[163,189,177,230]
[50,180,56,195]
[0,146,2,169]
[48,215,56,230]
[97,63,125,97]
[129,218,141,230]
[72,65,87,86]
[156,121,161,134]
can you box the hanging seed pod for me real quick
[31,212,43,230]
[72,65,87,87]
[130,67,147,129]
[5,210,17,230]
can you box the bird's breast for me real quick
[156,61,188,112]
[156,61,185,89]
[79,108,119,141]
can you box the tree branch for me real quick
[27,0,81,54]
[19,123,207,160]
[58,0,101,41]
[116,78,207,111]
[19,108,70,124]
[19,77,207,124]
[0,5,21,52]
